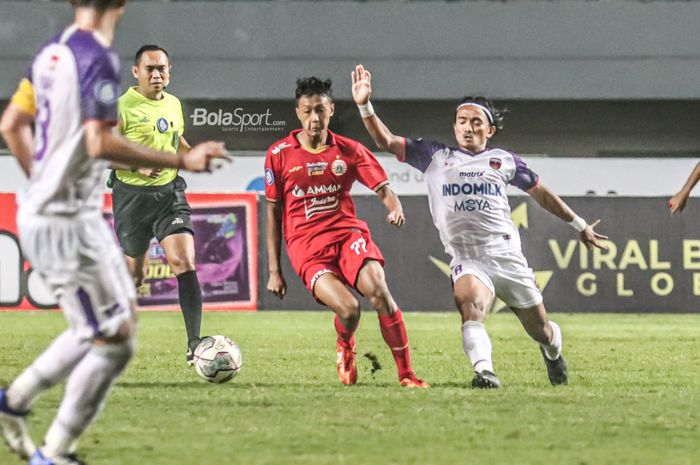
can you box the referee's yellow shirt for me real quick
[116,86,185,186]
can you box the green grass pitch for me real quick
[1,311,699,465]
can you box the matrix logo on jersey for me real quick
[459,171,484,178]
[307,162,328,176]
[442,183,502,197]
[190,107,285,133]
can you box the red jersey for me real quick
[265,129,389,248]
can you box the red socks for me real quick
[334,315,356,349]
[378,309,413,380]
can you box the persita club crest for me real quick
[489,157,502,170]
[331,159,347,176]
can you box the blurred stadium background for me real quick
[2,0,700,312]
[1,2,699,465]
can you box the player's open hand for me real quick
[580,219,608,250]
[386,210,405,228]
[669,191,689,215]
[267,272,287,300]
[181,141,230,173]
[351,64,372,106]
[137,167,161,179]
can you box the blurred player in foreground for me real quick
[111,44,204,365]
[0,1,228,464]
[352,64,607,388]
[265,77,428,388]
[669,162,700,215]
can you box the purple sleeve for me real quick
[402,138,446,173]
[509,153,540,191]
[80,52,120,123]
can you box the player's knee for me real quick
[335,298,361,324]
[366,287,393,313]
[170,255,196,275]
[456,297,488,321]
[92,337,135,365]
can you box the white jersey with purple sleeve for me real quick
[401,138,539,260]
[20,25,121,215]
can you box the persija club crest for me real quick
[489,158,502,170]
[331,159,347,176]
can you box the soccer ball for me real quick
[193,335,243,383]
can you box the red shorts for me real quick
[287,229,384,300]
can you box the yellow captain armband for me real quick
[11,78,36,117]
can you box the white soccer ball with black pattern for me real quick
[193,335,242,383]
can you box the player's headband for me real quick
[455,102,494,125]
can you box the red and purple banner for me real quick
[1,192,258,311]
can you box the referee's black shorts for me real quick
[111,175,194,258]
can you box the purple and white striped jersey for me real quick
[402,138,539,261]
[20,25,120,215]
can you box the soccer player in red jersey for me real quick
[265,77,428,388]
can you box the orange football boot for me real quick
[399,374,430,388]
[336,341,357,385]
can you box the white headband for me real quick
[455,102,494,125]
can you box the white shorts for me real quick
[17,209,136,341]
[451,249,543,309]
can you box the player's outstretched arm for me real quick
[669,160,700,215]
[0,103,34,177]
[83,121,230,173]
[352,64,406,158]
[266,201,287,299]
[376,184,405,228]
[528,183,608,250]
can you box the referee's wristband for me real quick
[568,215,587,232]
[357,101,375,118]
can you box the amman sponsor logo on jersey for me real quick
[307,161,328,176]
[292,184,341,197]
[304,195,340,220]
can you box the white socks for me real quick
[541,320,563,361]
[462,321,494,373]
[42,339,134,458]
[7,330,90,412]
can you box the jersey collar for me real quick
[289,129,337,150]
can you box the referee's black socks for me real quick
[177,270,203,351]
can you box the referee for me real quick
[111,45,203,365]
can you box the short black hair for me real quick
[69,0,126,11]
[134,45,170,66]
[295,77,333,102]
[455,96,505,132]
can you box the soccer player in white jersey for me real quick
[351,64,607,388]
[0,1,228,464]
